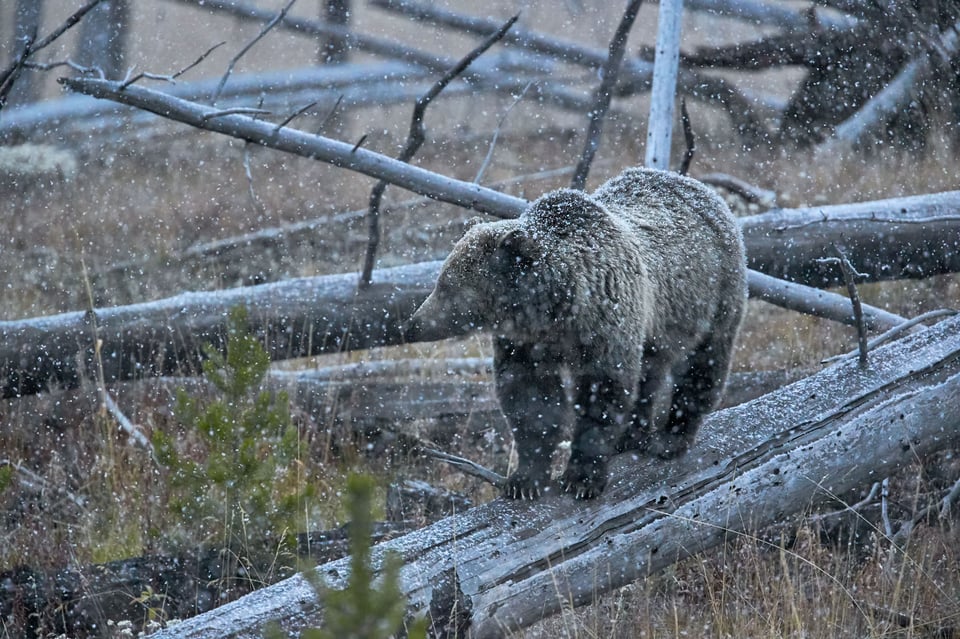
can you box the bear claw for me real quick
[503,473,549,500]
[559,468,607,500]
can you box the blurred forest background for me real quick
[1,1,959,637]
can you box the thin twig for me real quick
[570,0,644,190]
[821,308,957,364]
[212,0,298,104]
[678,97,695,176]
[809,481,881,525]
[1,0,107,107]
[274,100,318,133]
[118,41,226,90]
[358,13,519,288]
[818,247,869,367]
[419,446,506,488]
[316,94,344,133]
[475,80,534,184]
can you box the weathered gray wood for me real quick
[0,261,438,399]
[61,76,529,219]
[645,0,683,169]
[742,190,960,287]
[370,0,768,141]
[146,314,960,638]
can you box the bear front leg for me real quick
[562,375,634,499]
[494,339,569,500]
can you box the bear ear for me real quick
[493,228,535,274]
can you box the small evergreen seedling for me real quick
[299,474,426,639]
[154,306,310,559]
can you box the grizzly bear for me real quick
[405,168,747,499]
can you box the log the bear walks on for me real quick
[406,168,747,499]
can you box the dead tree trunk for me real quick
[147,314,960,638]
[75,0,128,79]
[320,0,351,64]
[7,0,43,106]
[742,190,960,287]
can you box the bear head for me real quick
[404,189,606,344]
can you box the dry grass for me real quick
[2,1,960,637]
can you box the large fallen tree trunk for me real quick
[742,190,960,287]
[147,314,960,638]
[0,257,907,399]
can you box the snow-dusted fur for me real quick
[406,168,747,499]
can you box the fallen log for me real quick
[0,261,438,398]
[0,258,907,399]
[84,188,960,306]
[146,313,960,638]
[742,190,960,287]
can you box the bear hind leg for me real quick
[618,344,672,453]
[648,334,734,459]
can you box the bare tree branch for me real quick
[678,97,695,175]
[60,76,528,218]
[212,0,299,105]
[570,0,643,190]
[359,13,519,288]
[0,0,106,110]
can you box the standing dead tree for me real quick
[146,314,960,638]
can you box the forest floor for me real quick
[2,1,960,637]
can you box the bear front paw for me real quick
[560,460,608,499]
[646,430,692,459]
[503,471,551,500]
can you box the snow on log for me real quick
[146,314,960,638]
